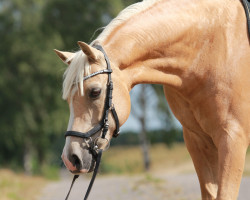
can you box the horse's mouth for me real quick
[70,169,89,174]
[69,158,96,174]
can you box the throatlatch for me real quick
[64,45,120,200]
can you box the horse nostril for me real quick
[72,154,81,170]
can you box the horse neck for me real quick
[100,0,229,90]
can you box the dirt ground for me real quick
[39,166,250,200]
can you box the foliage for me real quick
[42,0,122,49]
[111,129,183,147]
[0,0,69,172]
[0,0,183,174]
[0,0,126,172]
[148,129,184,146]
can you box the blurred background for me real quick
[1,0,249,200]
[0,0,182,174]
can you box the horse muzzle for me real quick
[61,143,96,174]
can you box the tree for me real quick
[0,0,142,173]
[0,0,69,173]
[0,0,181,174]
[137,85,151,171]
[130,83,178,171]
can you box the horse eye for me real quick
[89,88,101,99]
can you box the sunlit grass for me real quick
[101,143,193,174]
[0,169,47,200]
[243,147,250,176]
[149,143,192,173]
[102,143,250,176]
[3,144,249,200]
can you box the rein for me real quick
[64,45,120,200]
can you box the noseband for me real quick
[64,45,120,200]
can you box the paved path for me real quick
[39,170,250,200]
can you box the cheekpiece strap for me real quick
[93,44,112,82]
[111,107,120,137]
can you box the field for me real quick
[0,169,47,200]
[101,143,193,174]
[102,143,250,175]
[2,144,250,200]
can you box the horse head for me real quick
[55,42,131,174]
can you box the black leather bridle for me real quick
[242,0,250,38]
[64,45,120,200]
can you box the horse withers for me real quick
[55,0,250,199]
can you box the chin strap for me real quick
[65,149,103,200]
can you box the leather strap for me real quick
[94,45,112,82]
[111,107,120,137]
[83,69,112,81]
[65,123,103,139]
[65,175,79,200]
[64,150,103,200]
[83,149,102,200]
[242,0,250,38]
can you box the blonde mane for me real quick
[62,51,90,99]
[63,0,161,99]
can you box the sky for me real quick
[120,85,182,132]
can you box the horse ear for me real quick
[77,41,99,62]
[54,49,74,65]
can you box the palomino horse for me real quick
[55,0,250,199]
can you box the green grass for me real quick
[101,143,192,174]
[41,165,60,180]
[3,143,249,200]
[0,169,47,200]
[101,143,250,176]
[243,147,250,176]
